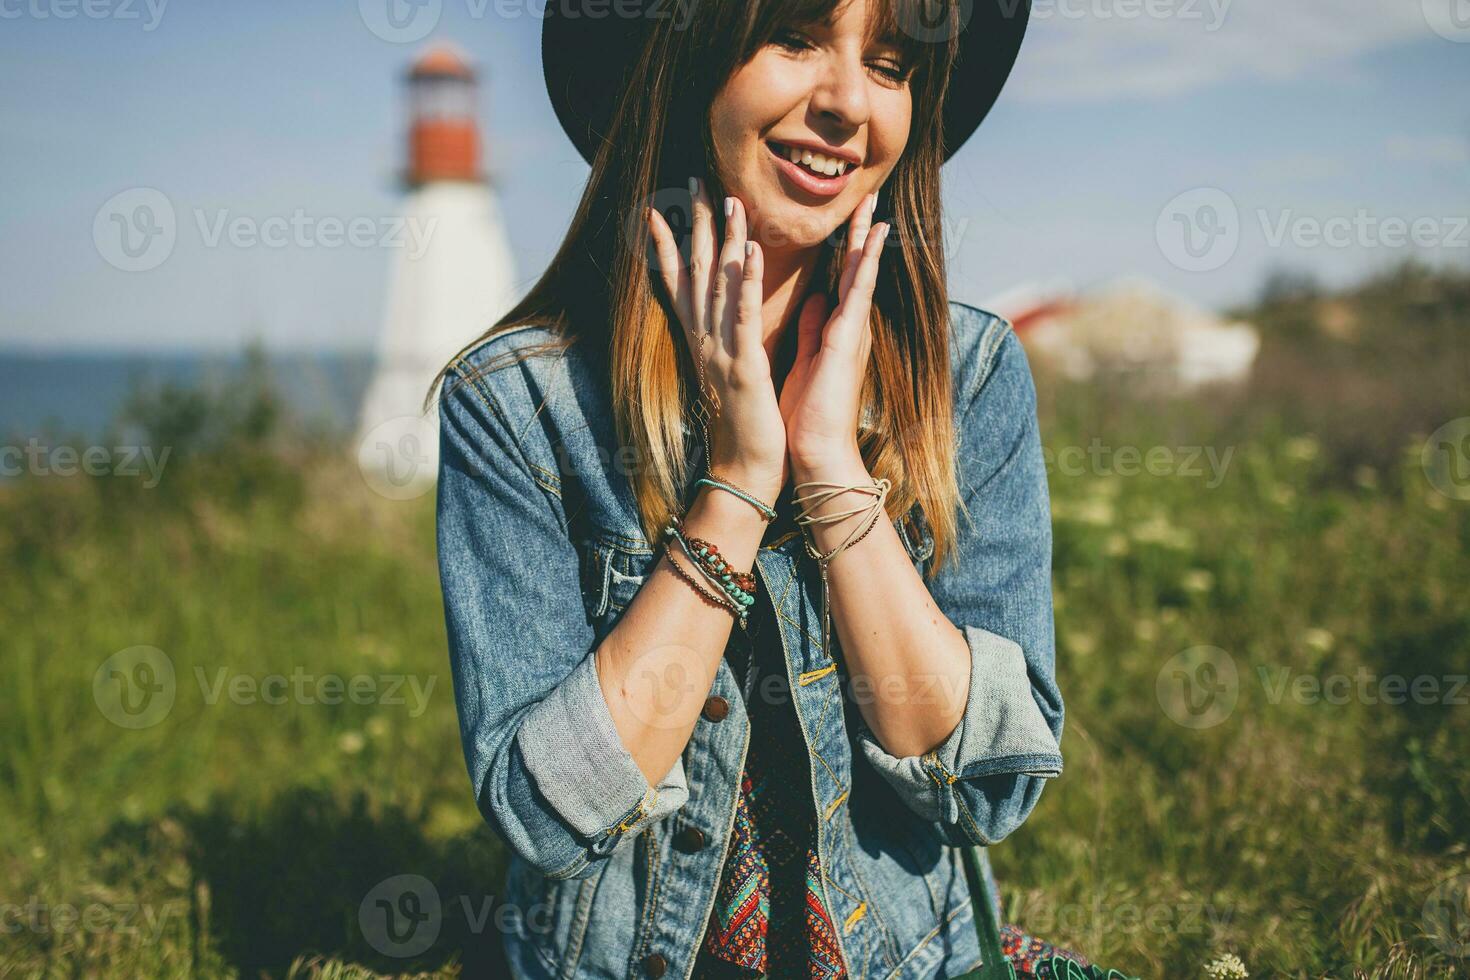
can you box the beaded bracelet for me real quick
[662,540,747,627]
[681,533,756,594]
[664,522,756,623]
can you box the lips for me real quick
[765,140,856,199]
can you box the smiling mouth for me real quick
[765,140,856,179]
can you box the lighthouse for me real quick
[356,44,519,498]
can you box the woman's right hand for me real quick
[647,179,787,503]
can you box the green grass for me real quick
[2,265,1468,978]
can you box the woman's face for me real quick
[710,0,913,253]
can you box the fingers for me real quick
[829,221,889,351]
[734,237,763,361]
[794,292,827,368]
[839,192,878,300]
[688,177,714,335]
[646,205,692,339]
[715,195,747,354]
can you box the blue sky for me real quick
[0,0,1466,351]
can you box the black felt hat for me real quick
[541,0,1032,166]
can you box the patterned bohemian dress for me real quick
[689,513,1096,980]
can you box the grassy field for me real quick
[3,264,1468,978]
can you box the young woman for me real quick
[435,0,1112,976]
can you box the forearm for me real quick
[595,478,770,787]
[794,455,971,758]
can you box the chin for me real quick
[750,195,848,251]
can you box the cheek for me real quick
[710,53,805,147]
[870,94,912,169]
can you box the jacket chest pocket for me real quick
[579,532,657,626]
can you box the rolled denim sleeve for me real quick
[437,361,687,880]
[856,320,1064,846]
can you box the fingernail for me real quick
[869,193,878,214]
[689,177,698,196]
[745,240,754,256]
[724,197,734,217]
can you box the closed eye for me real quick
[770,29,910,85]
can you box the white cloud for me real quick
[1009,1,1435,102]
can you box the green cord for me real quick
[694,477,777,521]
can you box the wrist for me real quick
[790,451,869,489]
[689,477,778,530]
[791,456,880,548]
[702,466,783,512]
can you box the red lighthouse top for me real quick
[406,44,482,186]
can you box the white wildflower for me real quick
[337,730,366,755]
[1204,952,1248,978]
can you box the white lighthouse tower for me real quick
[356,44,519,498]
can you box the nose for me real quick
[807,48,870,135]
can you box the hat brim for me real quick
[542,0,1030,167]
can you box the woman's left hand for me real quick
[778,192,890,475]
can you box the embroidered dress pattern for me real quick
[1001,923,1097,977]
[693,579,848,980]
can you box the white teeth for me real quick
[778,142,848,177]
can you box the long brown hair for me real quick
[431,0,967,576]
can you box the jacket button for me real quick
[642,952,667,977]
[701,695,729,722]
[673,826,706,852]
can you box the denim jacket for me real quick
[436,301,1064,979]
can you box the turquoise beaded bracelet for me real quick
[664,524,756,612]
